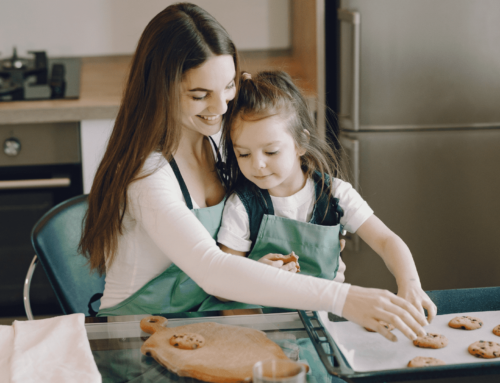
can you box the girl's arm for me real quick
[356,215,438,322]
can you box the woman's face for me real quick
[180,55,236,137]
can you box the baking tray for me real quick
[299,287,500,382]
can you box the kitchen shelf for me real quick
[0,51,316,125]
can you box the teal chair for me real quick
[24,194,105,320]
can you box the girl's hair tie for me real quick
[241,72,252,80]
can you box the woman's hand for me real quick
[258,253,299,273]
[398,281,437,323]
[342,285,428,342]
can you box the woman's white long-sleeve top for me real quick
[99,152,351,315]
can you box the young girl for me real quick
[198,71,435,321]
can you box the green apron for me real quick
[98,157,225,317]
[198,175,343,312]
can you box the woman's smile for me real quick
[197,114,222,125]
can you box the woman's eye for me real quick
[238,153,250,158]
[266,151,278,156]
[227,81,235,89]
[192,94,208,101]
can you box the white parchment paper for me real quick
[318,310,500,372]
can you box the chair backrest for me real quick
[31,194,105,316]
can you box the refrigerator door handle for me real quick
[338,9,360,131]
[340,135,360,252]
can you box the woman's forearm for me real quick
[129,176,350,315]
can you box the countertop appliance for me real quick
[0,48,81,102]
[325,0,500,292]
[0,122,83,316]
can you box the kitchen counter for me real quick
[86,310,322,382]
[0,52,316,125]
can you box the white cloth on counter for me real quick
[0,325,14,382]
[100,151,351,317]
[0,314,101,383]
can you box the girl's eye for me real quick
[227,81,235,90]
[238,153,250,158]
[266,151,278,156]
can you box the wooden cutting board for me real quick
[140,316,303,383]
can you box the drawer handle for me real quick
[0,177,71,190]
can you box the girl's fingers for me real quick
[340,239,346,252]
[410,298,426,320]
[422,299,438,323]
[271,260,284,267]
[281,262,298,272]
[260,258,284,267]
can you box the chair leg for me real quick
[23,255,38,321]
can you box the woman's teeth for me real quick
[199,115,219,121]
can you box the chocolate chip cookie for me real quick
[492,325,500,337]
[413,333,448,349]
[468,340,500,359]
[169,333,205,350]
[407,356,445,367]
[448,316,483,330]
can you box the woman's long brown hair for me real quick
[80,3,239,275]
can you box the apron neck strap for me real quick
[169,138,223,210]
[169,158,193,210]
[260,189,275,215]
[208,136,223,165]
[208,136,229,187]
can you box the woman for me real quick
[80,3,433,342]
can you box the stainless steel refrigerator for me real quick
[330,0,500,292]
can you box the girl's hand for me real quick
[397,282,438,324]
[342,285,428,342]
[258,253,299,273]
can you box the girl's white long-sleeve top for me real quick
[99,152,351,315]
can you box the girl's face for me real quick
[180,55,236,138]
[231,114,306,197]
